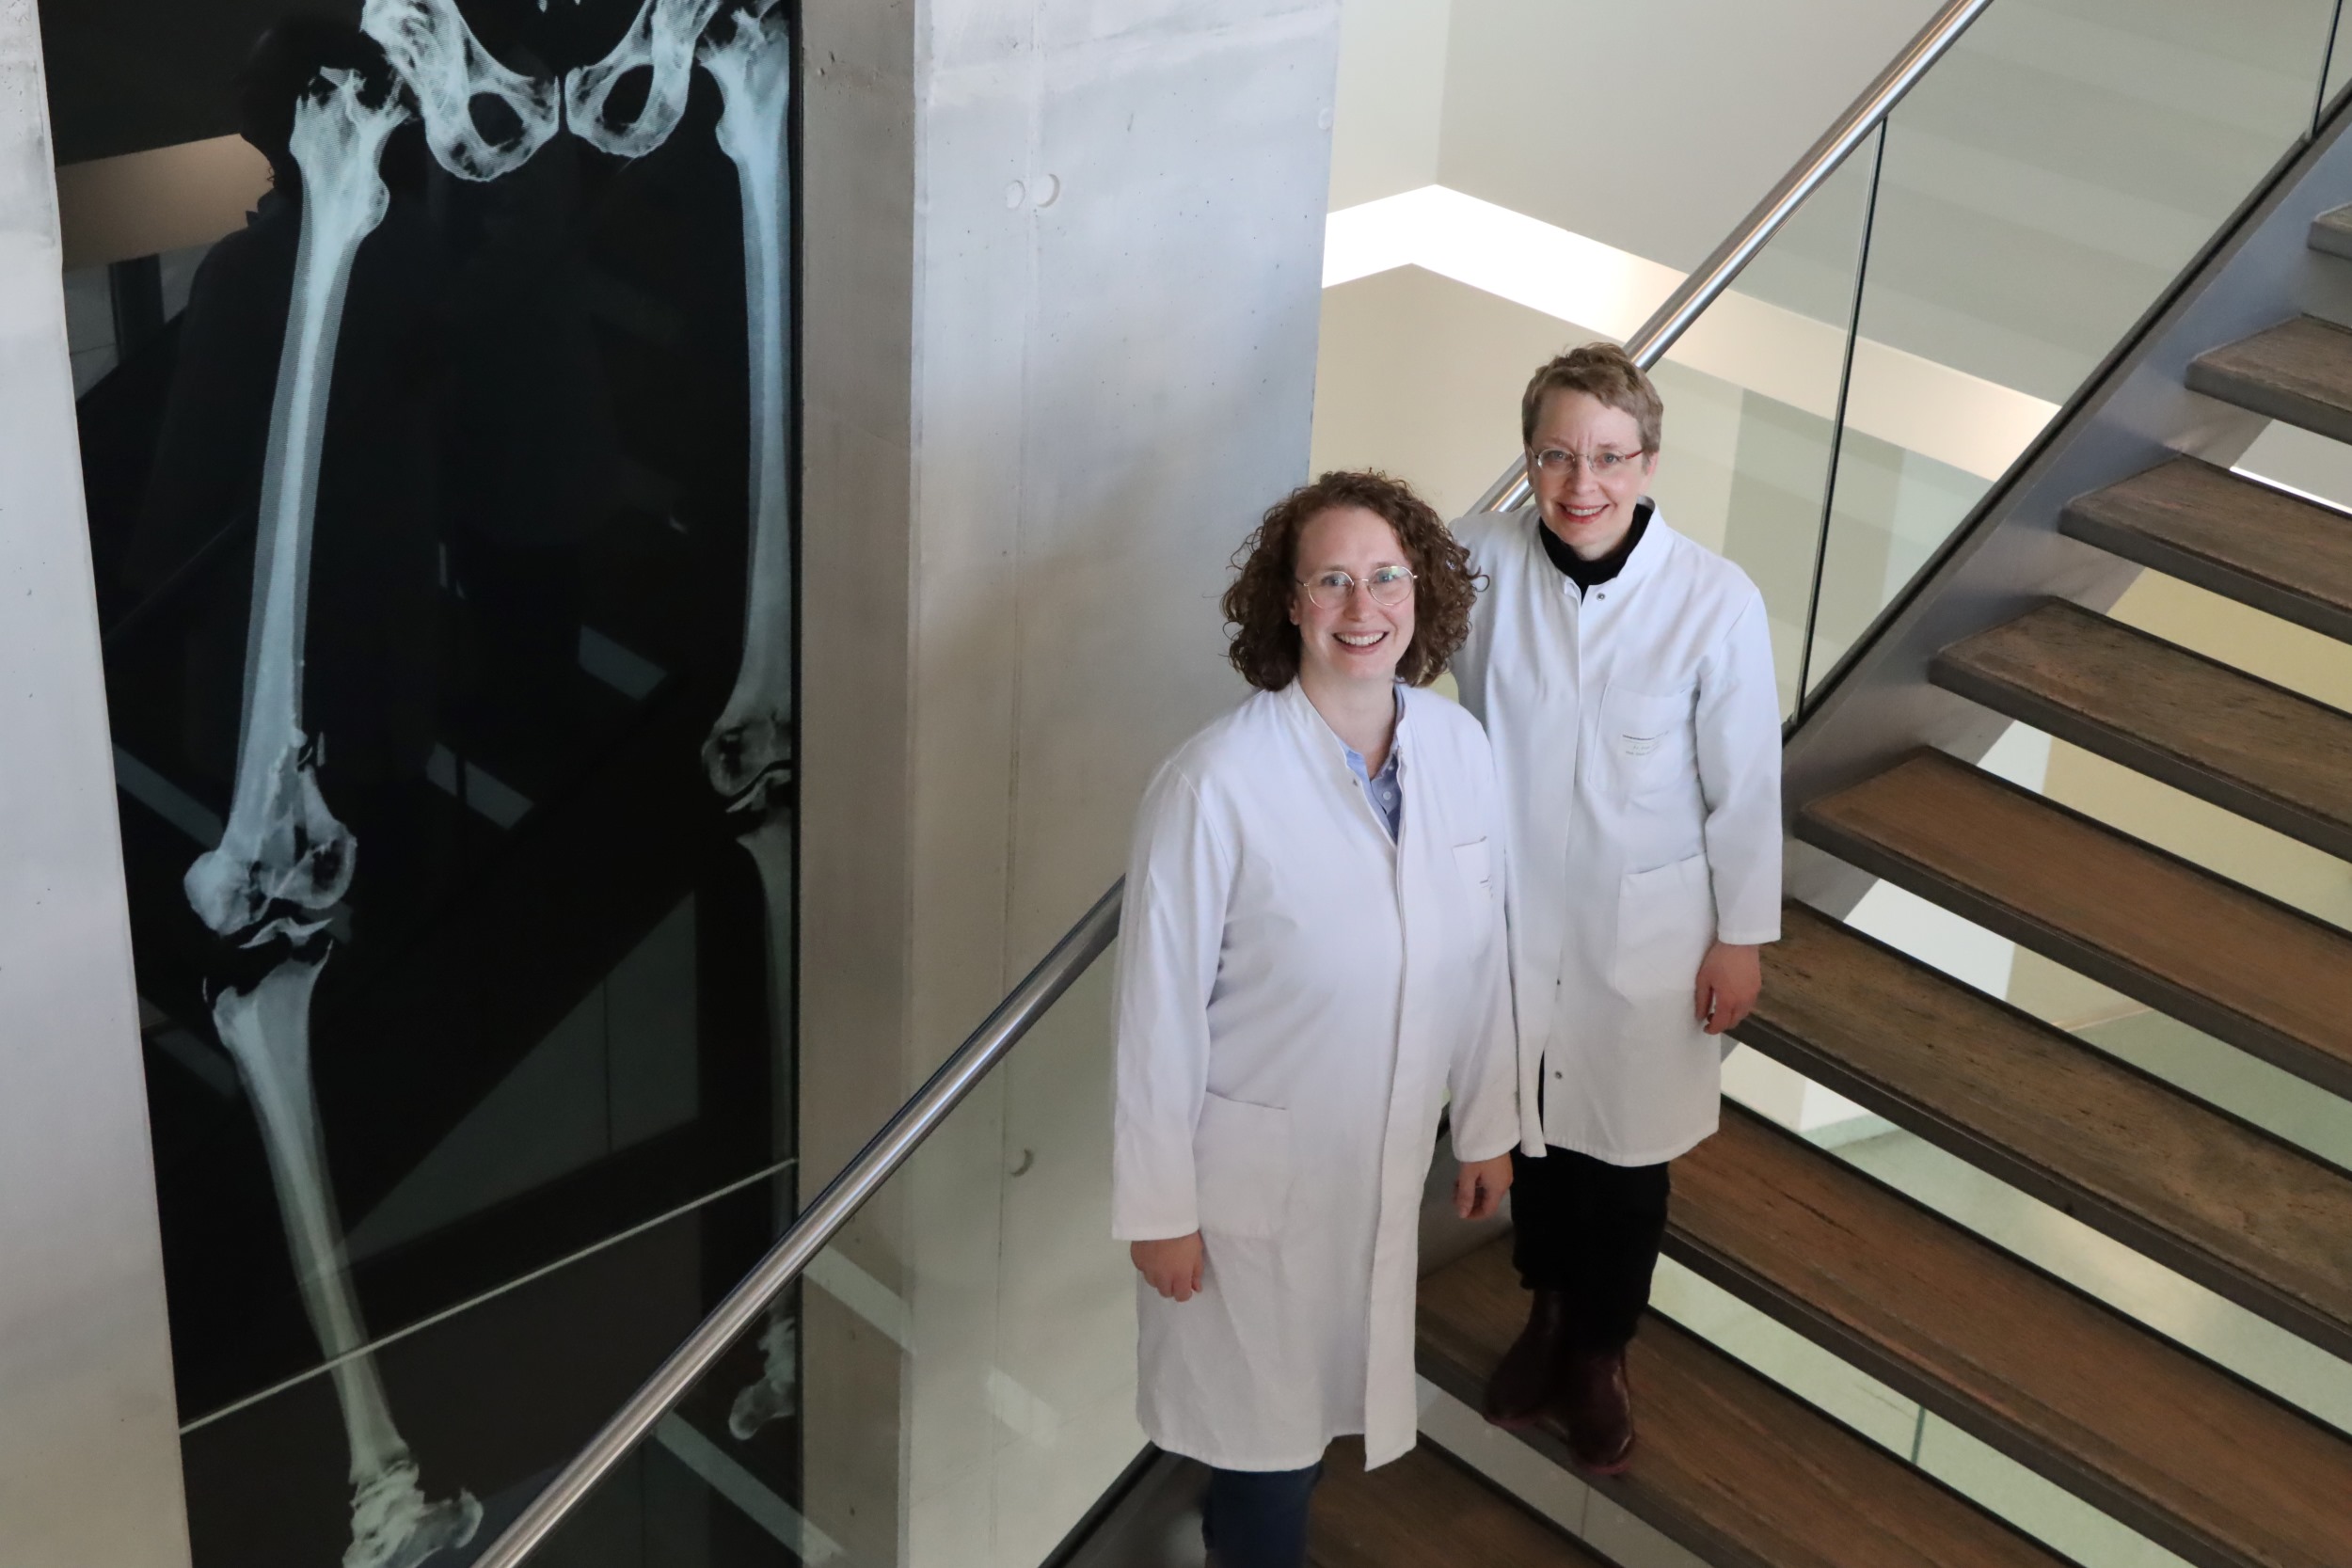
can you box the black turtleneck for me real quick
[1538,499,1652,594]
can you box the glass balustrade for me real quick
[491,941,1130,1568]
[1800,0,2350,700]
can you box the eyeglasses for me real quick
[1296,564,1416,609]
[1529,446,1648,476]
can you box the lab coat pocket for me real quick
[1601,682,1696,798]
[1194,1092,1293,1240]
[1610,852,1716,1001]
[1453,838,1494,900]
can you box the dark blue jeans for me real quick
[1201,1462,1322,1568]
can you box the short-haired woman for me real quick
[1453,343,1782,1471]
[1112,470,1533,1568]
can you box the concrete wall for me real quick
[0,3,189,1563]
[798,2,1341,1562]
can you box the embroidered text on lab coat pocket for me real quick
[1600,681,1696,795]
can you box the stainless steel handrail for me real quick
[469,879,1127,1568]
[1468,0,1995,515]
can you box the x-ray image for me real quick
[49,1,802,1561]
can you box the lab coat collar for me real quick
[1280,678,1410,767]
[1279,676,1402,752]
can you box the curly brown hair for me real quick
[1221,470,1478,691]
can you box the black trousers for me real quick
[1509,1144,1672,1353]
[1202,1462,1322,1568]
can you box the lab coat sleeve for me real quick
[1446,733,1525,1164]
[1110,765,1234,1242]
[1694,589,1784,946]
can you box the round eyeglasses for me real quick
[1296,564,1416,610]
[1529,446,1647,476]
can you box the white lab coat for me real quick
[1111,680,1528,1472]
[1452,503,1782,1165]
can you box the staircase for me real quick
[1403,145,2352,1568]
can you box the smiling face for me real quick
[1526,388,1658,561]
[1288,504,1417,690]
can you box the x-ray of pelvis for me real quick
[184,2,795,1562]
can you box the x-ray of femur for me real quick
[56,0,802,1561]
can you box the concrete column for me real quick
[0,5,190,1564]
[798,2,1341,1561]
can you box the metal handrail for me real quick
[469,879,1126,1568]
[1469,0,1995,515]
[474,8,2005,1559]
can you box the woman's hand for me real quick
[1132,1232,1206,1301]
[1454,1153,1513,1220]
[1694,941,1761,1036]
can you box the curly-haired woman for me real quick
[1111,470,1534,1568]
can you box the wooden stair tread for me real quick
[1931,598,2352,860]
[2058,458,2352,647]
[2187,315,2352,444]
[1419,1241,2067,1568]
[1673,1104,2352,1568]
[2307,204,2352,262]
[1796,750,2352,1100]
[1311,1437,1606,1568]
[1738,904,2352,1359]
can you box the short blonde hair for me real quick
[1520,341,1663,452]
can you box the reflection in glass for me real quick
[53,0,798,1561]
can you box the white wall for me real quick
[0,4,190,1564]
[799,2,1342,1562]
[1326,0,1949,261]
[1327,0,1452,207]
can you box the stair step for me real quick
[1419,1241,2069,1568]
[1311,1437,1606,1567]
[2308,203,2352,261]
[2186,315,2352,444]
[1796,750,2352,1101]
[1738,903,2352,1361]
[1673,1103,2352,1568]
[2059,458,2352,648]
[1931,599,2352,861]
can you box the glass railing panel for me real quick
[1649,133,1879,716]
[506,938,1130,1568]
[1803,0,2345,691]
[2322,0,2352,125]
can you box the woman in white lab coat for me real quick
[1451,343,1782,1472]
[1112,470,1531,1568]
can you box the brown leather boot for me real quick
[1564,1347,1635,1474]
[1484,1289,1573,1428]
